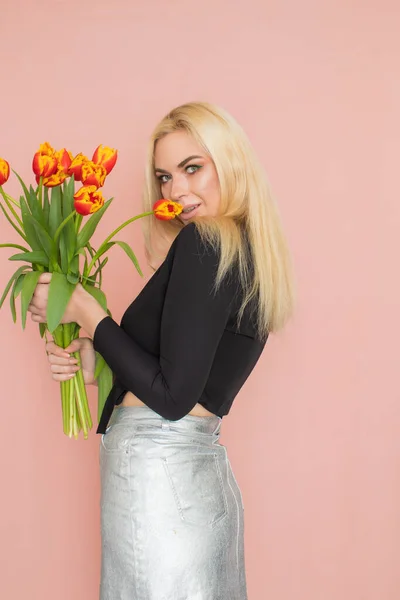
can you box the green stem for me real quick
[86,211,154,274]
[73,371,90,439]
[61,379,67,435]
[69,376,75,438]
[5,194,20,209]
[0,186,24,228]
[53,211,76,245]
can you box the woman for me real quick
[28,102,295,600]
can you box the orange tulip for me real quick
[74,185,104,216]
[55,148,73,174]
[68,153,87,182]
[81,160,107,188]
[40,170,69,187]
[92,144,118,175]
[0,157,10,185]
[153,199,183,220]
[32,142,58,180]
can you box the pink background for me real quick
[1,1,400,598]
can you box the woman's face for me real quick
[154,131,221,222]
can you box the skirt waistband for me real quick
[107,405,222,436]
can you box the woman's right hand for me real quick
[45,337,97,386]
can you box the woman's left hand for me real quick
[28,272,86,325]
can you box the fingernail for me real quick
[63,353,70,358]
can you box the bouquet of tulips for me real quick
[0,144,183,439]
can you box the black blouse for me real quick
[93,222,268,434]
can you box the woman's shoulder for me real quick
[173,222,217,257]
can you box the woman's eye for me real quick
[157,174,170,184]
[185,164,201,174]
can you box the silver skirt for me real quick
[99,406,247,600]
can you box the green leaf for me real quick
[49,186,62,238]
[91,256,108,280]
[77,198,113,249]
[47,272,76,333]
[23,211,56,261]
[84,285,107,311]
[21,270,42,329]
[63,175,75,210]
[62,177,77,267]
[39,323,47,338]
[13,170,30,202]
[114,241,143,277]
[94,351,106,379]
[0,243,30,253]
[14,273,25,298]
[27,185,44,226]
[95,355,113,423]
[67,273,79,284]
[0,266,29,309]
[10,273,27,323]
[9,250,49,267]
[20,196,41,251]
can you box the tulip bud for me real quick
[55,148,73,174]
[153,199,183,220]
[92,144,118,175]
[0,158,10,186]
[68,153,87,182]
[32,151,58,179]
[81,160,107,188]
[39,171,68,188]
[74,185,105,216]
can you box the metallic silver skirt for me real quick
[99,406,247,600]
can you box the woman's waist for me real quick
[111,392,221,436]
[120,390,217,418]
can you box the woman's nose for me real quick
[169,174,188,200]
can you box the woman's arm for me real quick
[91,223,236,420]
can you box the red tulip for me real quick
[68,153,87,182]
[55,148,73,174]
[32,142,58,180]
[74,185,104,216]
[92,144,118,175]
[153,199,183,220]
[81,160,107,188]
[0,157,10,185]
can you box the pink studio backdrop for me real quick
[1,1,399,599]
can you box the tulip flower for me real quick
[74,185,105,215]
[92,144,118,175]
[55,148,73,174]
[81,160,107,188]
[68,153,87,182]
[153,199,183,220]
[37,148,74,187]
[32,143,58,181]
[0,158,10,186]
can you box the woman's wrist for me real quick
[73,285,109,339]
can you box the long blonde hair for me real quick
[141,101,296,341]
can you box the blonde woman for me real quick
[28,102,295,600]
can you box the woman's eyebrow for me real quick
[154,155,203,174]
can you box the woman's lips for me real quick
[179,204,201,220]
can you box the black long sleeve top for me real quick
[93,222,268,434]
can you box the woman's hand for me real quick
[46,337,97,385]
[28,272,85,325]
[29,272,108,338]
